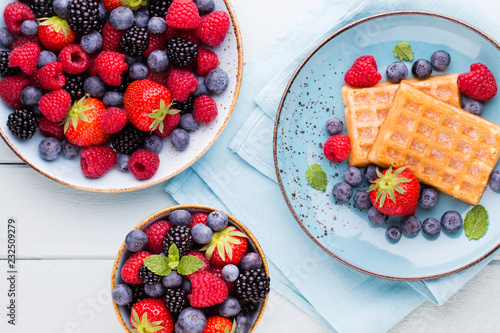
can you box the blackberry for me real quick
[0,51,17,77]
[7,109,38,140]
[176,95,195,114]
[241,301,259,314]
[138,264,163,285]
[120,26,150,56]
[162,226,193,256]
[63,74,87,101]
[67,0,103,35]
[166,37,198,68]
[234,268,270,304]
[164,288,188,315]
[30,0,55,18]
[127,284,147,309]
[148,0,173,17]
[112,125,146,155]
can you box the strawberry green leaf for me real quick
[177,255,205,276]
[143,255,172,276]
[149,99,176,132]
[131,310,165,333]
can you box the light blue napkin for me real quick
[166,0,500,332]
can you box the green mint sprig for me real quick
[464,205,489,240]
[306,163,327,191]
[393,41,413,61]
[143,244,205,277]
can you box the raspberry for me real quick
[144,220,171,254]
[39,89,71,122]
[195,48,218,76]
[80,146,117,178]
[146,70,169,87]
[10,35,40,51]
[208,267,235,294]
[188,212,208,228]
[323,135,351,162]
[457,63,497,102]
[128,150,160,180]
[8,42,40,75]
[166,0,201,30]
[166,68,197,102]
[193,95,217,124]
[95,51,128,86]
[39,116,64,139]
[187,271,228,308]
[344,55,382,87]
[58,44,90,75]
[195,11,230,47]
[153,112,180,137]
[39,62,66,90]
[29,69,42,88]
[0,75,30,108]
[142,30,166,59]
[121,250,152,285]
[3,2,35,35]
[100,107,128,134]
[101,23,124,53]
[164,26,200,45]
[87,54,99,77]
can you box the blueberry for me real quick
[205,68,229,94]
[353,190,372,210]
[235,313,252,333]
[181,279,192,293]
[171,128,190,151]
[38,50,57,68]
[422,217,441,236]
[116,154,130,171]
[461,95,483,116]
[80,30,103,54]
[325,116,343,135]
[418,187,439,209]
[32,104,42,118]
[144,282,165,298]
[364,164,381,182]
[191,224,213,244]
[401,215,421,236]
[441,210,463,232]
[386,61,408,83]
[162,271,183,288]
[207,210,228,231]
[490,170,500,192]
[39,137,61,161]
[129,62,149,80]
[98,2,108,21]
[217,296,241,317]
[222,264,239,282]
[20,20,38,36]
[124,54,142,67]
[194,0,214,15]
[367,206,388,226]
[169,209,192,227]
[84,76,107,98]
[0,27,15,47]
[430,50,450,71]
[386,226,402,242]
[61,140,80,159]
[102,91,123,108]
[176,307,206,333]
[111,284,132,305]
[125,229,148,252]
[20,86,43,106]
[180,113,199,132]
[412,59,432,80]
[332,182,352,204]
[344,166,362,186]
[240,252,263,271]
[193,76,209,97]
[147,50,169,73]
[134,10,150,28]
[148,17,167,34]
[109,6,135,30]
[144,134,163,154]
[53,0,70,18]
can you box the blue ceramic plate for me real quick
[274,11,500,280]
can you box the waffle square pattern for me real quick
[367,81,500,205]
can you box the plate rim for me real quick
[273,10,500,281]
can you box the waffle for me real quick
[341,74,461,167]
[367,81,500,205]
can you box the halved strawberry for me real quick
[200,226,247,267]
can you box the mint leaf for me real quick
[143,255,172,276]
[306,164,327,191]
[393,41,413,61]
[168,243,180,263]
[464,205,489,240]
[177,255,205,276]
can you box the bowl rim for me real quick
[111,204,270,333]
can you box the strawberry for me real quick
[100,107,128,134]
[187,271,228,308]
[166,0,201,30]
[80,146,117,178]
[166,68,197,102]
[128,150,160,180]
[195,11,230,47]
[95,51,128,86]
[0,75,30,108]
[153,113,180,138]
[323,135,351,162]
[344,55,382,87]
[144,220,171,254]
[38,62,66,90]
[200,226,247,267]
[103,0,145,13]
[8,42,39,75]
[193,95,217,124]
[202,316,234,333]
[188,212,208,228]
[195,48,218,76]
[368,166,420,216]
[58,44,90,75]
[63,95,110,147]
[39,89,72,122]
[130,298,174,333]
[3,2,35,35]
[39,116,64,139]
[457,63,497,102]
[38,16,77,53]
[121,250,152,284]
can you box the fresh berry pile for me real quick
[112,208,270,333]
[0,0,232,180]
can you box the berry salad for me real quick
[0,0,240,190]
[112,206,270,333]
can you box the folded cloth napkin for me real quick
[166,0,500,332]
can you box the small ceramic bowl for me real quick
[111,204,269,332]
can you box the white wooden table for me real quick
[2,0,500,332]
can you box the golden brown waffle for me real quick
[367,81,500,205]
[341,74,461,167]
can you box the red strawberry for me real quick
[153,113,180,138]
[0,75,30,108]
[64,95,110,147]
[202,316,233,333]
[201,226,247,267]
[187,250,210,273]
[39,116,64,139]
[187,271,228,308]
[58,44,90,75]
[8,42,39,75]
[10,35,40,51]
[143,30,167,59]
[39,89,72,122]
[3,2,35,35]
[80,146,117,178]
[128,150,160,180]
[208,267,234,294]
[103,0,145,12]
[323,135,350,162]
[100,107,128,134]
[193,95,217,124]
[188,212,208,228]
[144,220,171,254]
[121,250,152,284]
[164,26,200,45]
[457,63,497,102]
[130,299,174,333]
[95,51,128,86]
[195,11,230,47]
[101,23,125,53]
[344,55,382,87]
[195,48,218,76]
[39,62,66,90]
[166,68,197,102]
[368,166,420,216]
[166,0,201,30]
[38,16,77,52]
